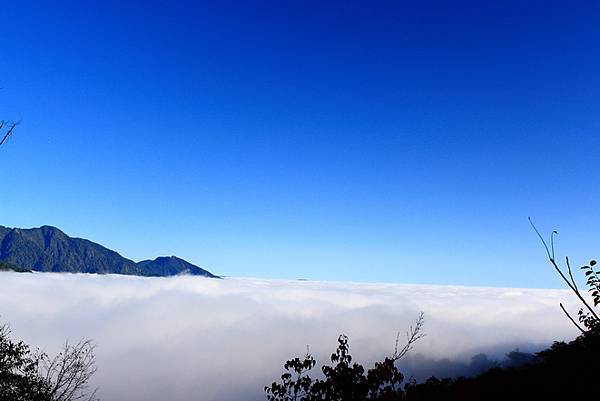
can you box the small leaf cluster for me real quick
[579,260,600,331]
[265,351,316,401]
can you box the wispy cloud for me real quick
[0,273,579,401]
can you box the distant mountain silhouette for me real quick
[0,225,218,278]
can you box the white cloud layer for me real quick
[0,272,580,401]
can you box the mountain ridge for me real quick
[0,225,218,278]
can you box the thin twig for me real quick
[0,121,18,146]
[393,312,425,361]
[566,256,578,291]
[560,303,585,333]
[528,217,552,261]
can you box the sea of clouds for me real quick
[0,272,580,401]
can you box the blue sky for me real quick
[1,0,599,287]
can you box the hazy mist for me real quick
[0,272,579,401]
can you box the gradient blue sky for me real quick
[1,0,599,287]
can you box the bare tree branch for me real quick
[41,339,99,401]
[0,120,18,146]
[392,312,425,361]
[565,256,578,291]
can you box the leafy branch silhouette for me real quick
[265,313,424,401]
[529,218,600,332]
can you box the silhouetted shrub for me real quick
[0,325,50,401]
[0,324,98,401]
[266,314,424,401]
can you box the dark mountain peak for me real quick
[40,225,68,244]
[3,224,61,231]
[0,225,218,278]
[3,225,66,242]
[39,225,65,234]
[138,255,218,278]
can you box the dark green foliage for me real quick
[0,325,51,401]
[0,325,98,401]
[0,261,30,273]
[0,225,218,278]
